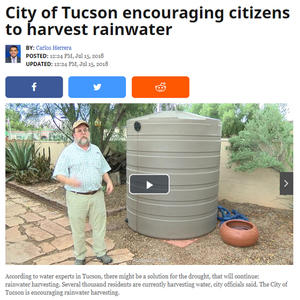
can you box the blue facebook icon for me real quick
[6,76,63,98]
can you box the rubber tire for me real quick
[220,219,259,247]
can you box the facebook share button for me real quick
[6,76,63,98]
[129,174,170,195]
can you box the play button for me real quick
[129,174,170,195]
[146,181,153,189]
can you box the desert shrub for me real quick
[227,105,293,172]
[6,141,37,182]
[6,141,53,184]
[32,148,54,182]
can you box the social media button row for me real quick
[69,76,126,98]
[5,76,189,98]
[6,76,63,98]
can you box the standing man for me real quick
[53,120,114,265]
[6,45,21,63]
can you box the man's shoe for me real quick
[97,254,113,264]
[75,258,86,265]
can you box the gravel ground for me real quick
[107,205,293,265]
[107,185,293,265]
[39,183,294,265]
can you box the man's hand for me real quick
[67,177,82,188]
[103,173,114,195]
[106,181,114,195]
[56,175,81,188]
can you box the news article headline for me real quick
[5,5,290,36]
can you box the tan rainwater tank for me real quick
[126,111,221,239]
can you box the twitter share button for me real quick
[68,76,126,98]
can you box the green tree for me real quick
[188,103,260,137]
[228,104,293,172]
[8,103,156,152]
[5,109,36,131]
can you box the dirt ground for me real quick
[46,183,293,265]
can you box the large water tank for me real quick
[126,111,221,239]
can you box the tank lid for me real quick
[128,111,220,122]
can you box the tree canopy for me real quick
[7,104,156,152]
[187,103,260,137]
[6,109,38,131]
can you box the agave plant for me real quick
[6,141,38,182]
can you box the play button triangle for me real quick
[146,181,153,189]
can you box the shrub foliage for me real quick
[6,141,53,184]
[227,105,293,172]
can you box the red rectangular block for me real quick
[132,76,189,98]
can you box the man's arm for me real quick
[55,174,81,188]
[103,173,114,195]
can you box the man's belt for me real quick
[71,189,99,195]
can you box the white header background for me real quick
[1,0,299,299]
[1,0,299,101]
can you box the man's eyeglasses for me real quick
[75,128,89,134]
